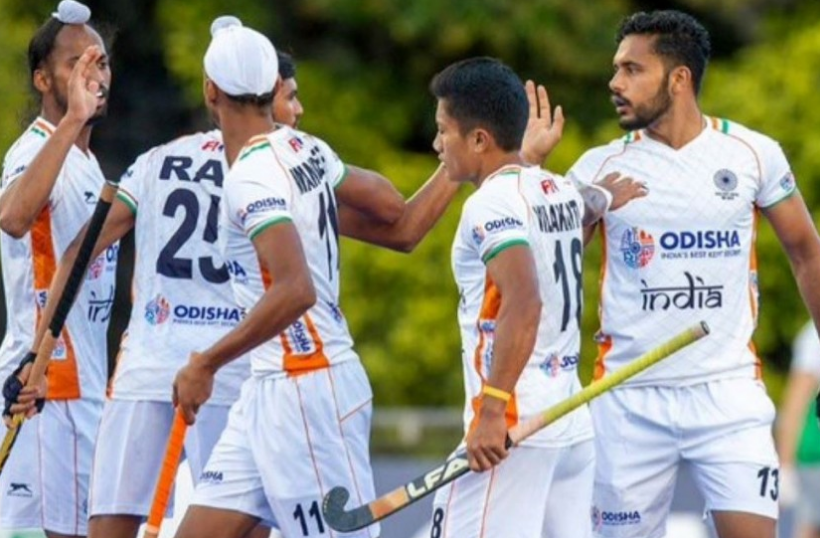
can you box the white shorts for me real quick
[192,360,377,537]
[0,414,42,529]
[89,399,230,518]
[38,399,103,535]
[431,440,595,538]
[591,378,779,538]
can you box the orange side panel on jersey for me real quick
[283,314,329,377]
[593,221,611,381]
[259,262,330,377]
[468,274,518,431]
[33,119,55,136]
[31,207,81,399]
[748,210,763,380]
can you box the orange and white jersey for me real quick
[452,164,593,448]
[0,117,117,401]
[221,126,356,377]
[568,117,796,387]
[109,130,248,405]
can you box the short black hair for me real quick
[277,51,296,80]
[430,57,528,152]
[226,91,275,108]
[617,10,711,95]
[28,15,114,79]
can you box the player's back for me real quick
[221,126,356,377]
[452,165,592,447]
[110,131,247,405]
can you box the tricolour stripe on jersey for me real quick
[30,119,54,139]
[116,189,138,215]
[333,165,350,189]
[248,216,292,241]
[31,207,81,399]
[238,135,272,162]
[481,239,529,264]
[469,274,519,431]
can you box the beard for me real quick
[53,85,109,126]
[615,72,672,131]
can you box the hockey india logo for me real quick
[619,227,655,269]
[713,169,738,192]
[144,294,171,325]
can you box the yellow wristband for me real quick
[482,385,511,403]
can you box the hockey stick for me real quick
[142,409,188,538]
[323,321,710,532]
[0,178,120,475]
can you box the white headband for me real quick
[204,16,278,97]
[52,0,91,25]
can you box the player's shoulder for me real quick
[144,130,223,159]
[570,136,636,177]
[2,120,53,185]
[707,116,783,156]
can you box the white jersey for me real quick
[452,164,593,448]
[110,130,248,405]
[221,126,357,377]
[569,117,796,386]
[0,118,117,401]
[792,322,820,377]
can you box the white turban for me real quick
[52,0,91,24]
[204,16,278,97]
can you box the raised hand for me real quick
[596,172,648,211]
[65,45,106,125]
[521,80,565,166]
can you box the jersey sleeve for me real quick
[462,183,530,264]
[225,156,293,241]
[1,134,65,202]
[754,138,795,208]
[311,136,348,188]
[792,323,820,376]
[116,150,154,215]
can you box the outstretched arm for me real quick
[335,165,405,225]
[339,165,459,252]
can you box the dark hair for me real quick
[226,91,275,108]
[429,57,528,152]
[277,51,296,80]
[617,10,711,95]
[27,14,115,111]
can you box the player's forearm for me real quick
[339,165,458,252]
[776,372,820,465]
[341,165,405,225]
[486,294,541,395]
[0,116,86,238]
[198,277,317,371]
[579,185,610,227]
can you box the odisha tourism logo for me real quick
[620,227,655,269]
[145,294,170,325]
[87,257,104,280]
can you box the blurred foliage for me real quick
[0,0,818,410]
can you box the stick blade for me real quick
[323,486,373,533]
